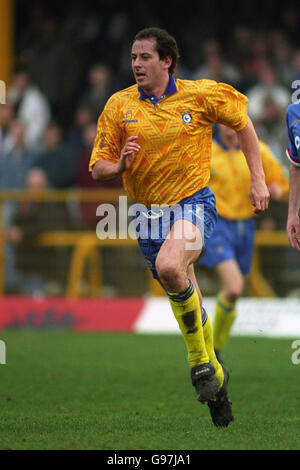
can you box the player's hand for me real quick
[287,213,300,252]
[119,136,140,172]
[249,179,270,215]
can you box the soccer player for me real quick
[286,100,300,252]
[200,124,289,361]
[89,27,270,427]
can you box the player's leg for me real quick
[155,219,219,402]
[200,216,252,360]
[188,263,234,427]
[213,216,256,359]
[214,259,244,358]
[187,264,224,389]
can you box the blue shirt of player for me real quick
[286,101,300,167]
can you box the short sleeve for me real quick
[204,82,248,131]
[286,104,300,167]
[89,95,122,171]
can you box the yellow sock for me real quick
[202,308,224,389]
[167,279,209,367]
[213,292,237,352]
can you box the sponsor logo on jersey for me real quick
[181,111,193,124]
[122,110,138,123]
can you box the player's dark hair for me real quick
[133,27,180,75]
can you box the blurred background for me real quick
[0,0,300,300]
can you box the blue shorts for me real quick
[200,215,256,276]
[136,187,218,279]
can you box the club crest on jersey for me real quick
[122,110,138,123]
[181,111,193,124]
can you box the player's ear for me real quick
[162,56,172,70]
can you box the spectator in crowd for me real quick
[0,117,39,234]
[66,104,95,157]
[243,36,269,83]
[193,39,242,89]
[33,121,75,188]
[7,70,51,151]
[78,63,116,120]
[246,62,290,122]
[271,37,293,87]
[228,25,253,74]
[0,120,38,292]
[7,168,77,296]
[258,97,289,170]
[0,120,38,193]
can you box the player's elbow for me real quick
[91,165,100,181]
[91,160,120,182]
[91,162,104,182]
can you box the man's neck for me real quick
[141,75,170,99]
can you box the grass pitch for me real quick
[0,330,299,450]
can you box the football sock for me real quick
[202,307,224,389]
[213,292,237,352]
[167,279,210,367]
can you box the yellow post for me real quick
[0,0,14,93]
[88,246,103,297]
[66,240,91,298]
[248,248,276,297]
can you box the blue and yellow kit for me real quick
[209,137,289,220]
[200,137,289,275]
[89,76,248,206]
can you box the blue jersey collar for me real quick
[138,74,177,104]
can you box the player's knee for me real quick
[226,279,244,302]
[155,258,181,287]
[226,291,240,303]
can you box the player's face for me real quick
[131,39,170,94]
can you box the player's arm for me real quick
[236,118,270,214]
[287,164,300,251]
[89,94,140,182]
[260,141,289,201]
[285,104,300,251]
[92,136,140,182]
[203,82,269,214]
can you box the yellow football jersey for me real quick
[209,138,289,219]
[89,77,248,206]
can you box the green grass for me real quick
[0,330,300,450]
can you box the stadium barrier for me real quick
[36,230,163,297]
[36,229,289,298]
